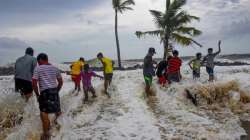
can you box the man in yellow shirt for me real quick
[97,53,114,97]
[70,57,85,93]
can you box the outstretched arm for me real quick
[92,71,104,79]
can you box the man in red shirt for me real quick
[167,50,182,83]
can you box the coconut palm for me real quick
[136,0,202,59]
[113,0,135,69]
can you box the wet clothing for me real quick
[167,57,182,83]
[193,70,200,78]
[15,54,37,81]
[167,72,181,83]
[101,57,113,74]
[167,57,182,74]
[203,52,219,68]
[71,61,84,75]
[81,71,97,90]
[104,73,113,81]
[203,52,220,76]
[33,64,61,92]
[156,60,167,78]
[38,88,61,113]
[159,76,167,85]
[144,75,153,86]
[206,67,214,76]
[189,59,201,79]
[71,74,81,85]
[143,54,155,77]
[15,78,33,95]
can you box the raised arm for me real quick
[215,40,221,55]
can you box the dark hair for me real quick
[79,57,85,61]
[97,52,103,58]
[148,47,156,54]
[37,53,48,61]
[172,50,179,56]
[84,64,90,71]
[25,47,34,56]
[208,48,213,51]
[196,52,202,57]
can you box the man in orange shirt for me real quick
[70,57,85,94]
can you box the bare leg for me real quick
[40,112,50,140]
[89,87,97,98]
[83,89,89,102]
[24,93,32,102]
[145,84,151,97]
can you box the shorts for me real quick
[38,88,61,113]
[71,74,81,85]
[193,70,200,78]
[144,75,153,86]
[167,72,181,83]
[104,73,113,81]
[159,76,167,85]
[15,78,33,95]
[206,67,214,76]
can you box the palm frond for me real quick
[169,0,186,11]
[172,33,202,47]
[112,0,120,9]
[175,26,202,36]
[120,0,135,7]
[119,6,133,13]
[135,30,164,39]
[171,33,193,46]
[150,10,164,28]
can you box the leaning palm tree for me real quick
[136,0,202,59]
[113,0,135,69]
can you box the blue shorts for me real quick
[206,67,214,76]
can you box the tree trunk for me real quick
[115,10,122,69]
[163,37,169,59]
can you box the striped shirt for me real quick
[167,57,182,74]
[33,64,61,92]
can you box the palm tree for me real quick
[136,0,202,59]
[113,0,135,69]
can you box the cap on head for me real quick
[25,47,34,56]
[97,52,103,58]
[148,47,156,54]
[37,53,48,62]
[172,50,179,56]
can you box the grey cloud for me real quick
[0,37,28,50]
[222,18,250,39]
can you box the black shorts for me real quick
[104,73,113,81]
[15,78,33,95]
[38,88,61,113]
[193,70,200,78]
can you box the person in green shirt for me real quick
[188,53,202,79]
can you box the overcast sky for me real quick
[0,0,250,65]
